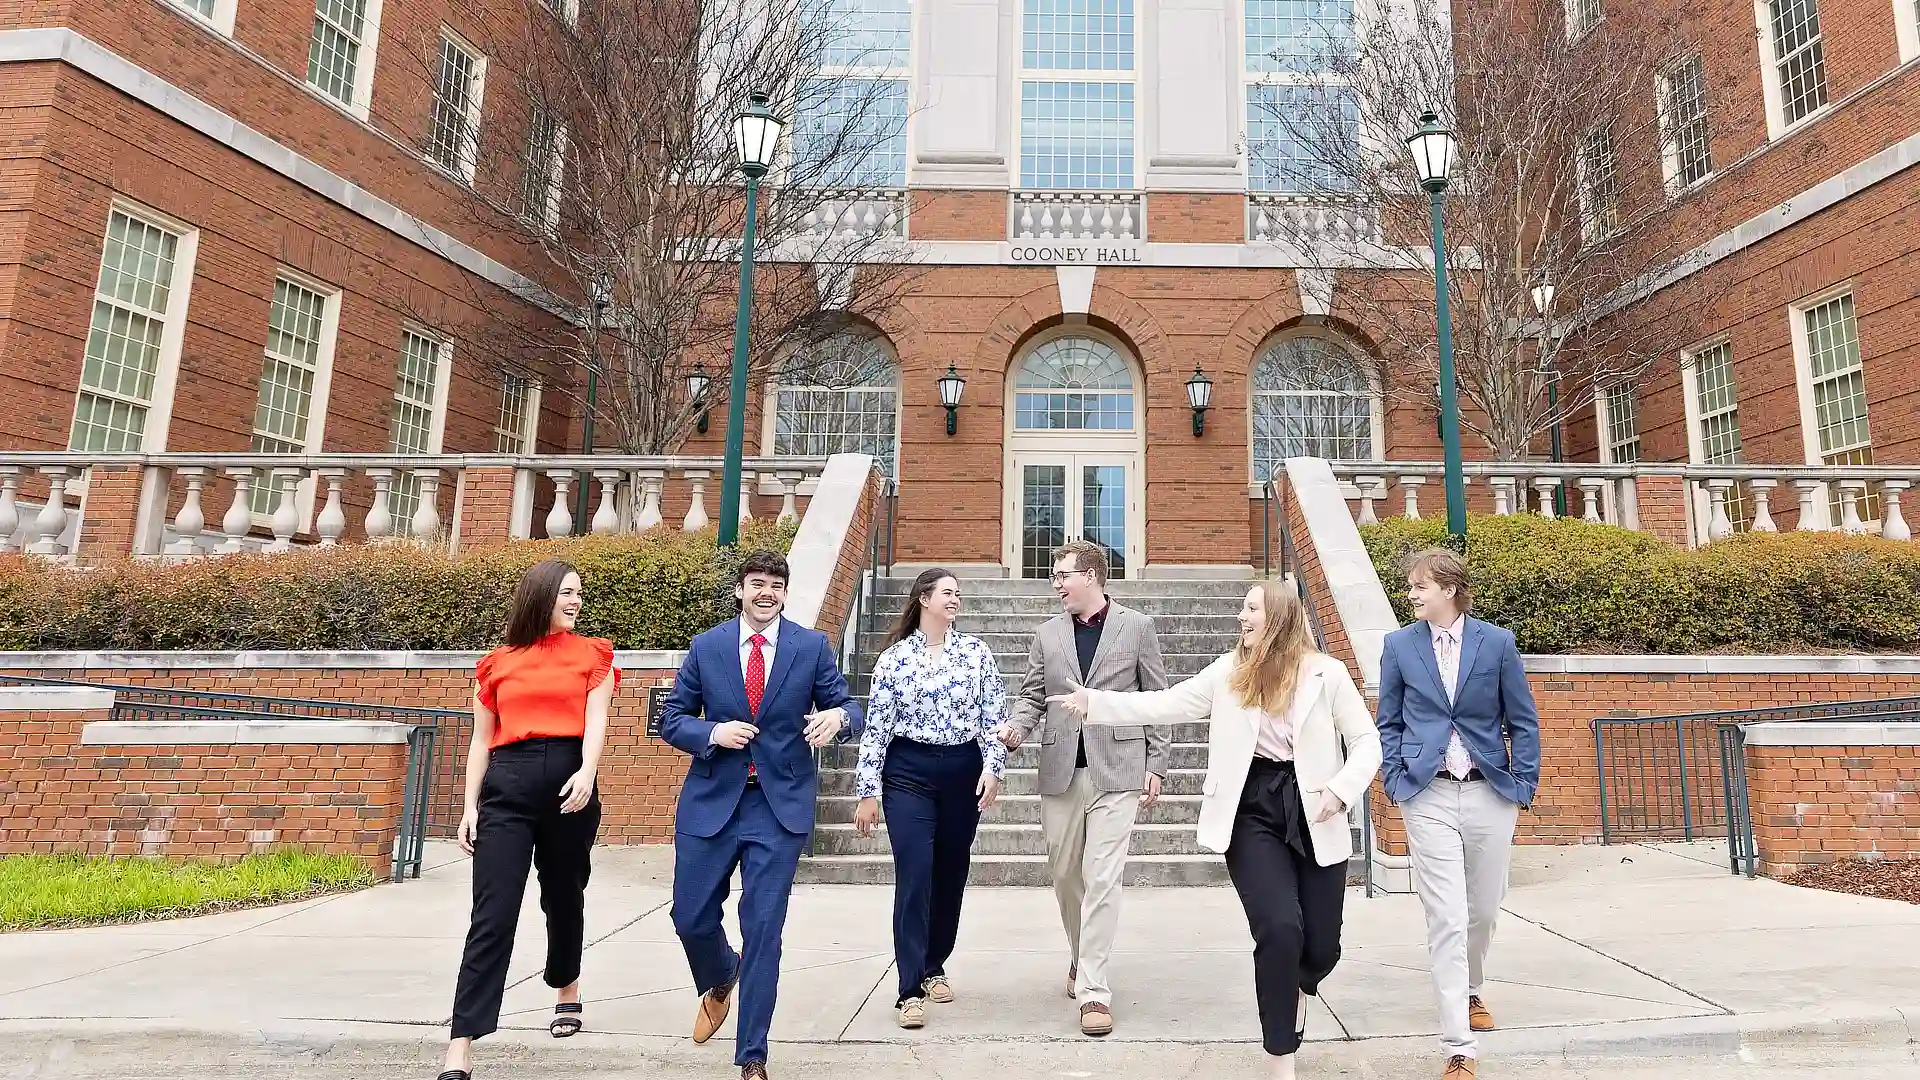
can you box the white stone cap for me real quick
[1526,655,1920,674]
[784,452,878,631]
[0,686,115,712]
[0,649,687,670]
[81,719,416,745]
[1742,721,1920,747]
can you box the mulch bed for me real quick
[1789,859,1920,904]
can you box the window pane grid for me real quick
[1251,336,1375,480]
[1021,464,1068,579]
[1023,0,1134,71]
[1567,0,1602,35]
[805,0,911,68]
[1578,126,1621,242]
[308,0,368,105]
[427,37,480,174]
[249,280,328,514]
[1247,84,1358,192]
[1691,343,1750,529]
[1606,388,1641,464]
[69,211,180,452]
[521,110,563,230]
[1662,56,1712,187]
[793,77,909,187]
[389,333,443,522]
[1020,82,1134,189]
[495,376,535,452]
[174,0,217,16]
[1769,0,1827,125]
[1244,0,1351,73]
[772,333,899,476]
[1014,337,1135,431]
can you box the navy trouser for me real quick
[882,738,984,1004]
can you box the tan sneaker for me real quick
[1468,995,1494,1032]
[922,975,954,1003]
[1443,1055,1477,1078]
[897,997,927,1029]
[1079,1001,1113,1036]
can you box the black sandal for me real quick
[550,1001,583,1038]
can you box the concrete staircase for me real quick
[798,574,1362,886]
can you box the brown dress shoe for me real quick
[1080,1001,1113,1036]
[742,1064,768,1080]
[1443,1055,1477,1078]
[1468,995,1494,1032]
[693,979,734,1044]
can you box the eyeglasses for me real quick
[1048,570,1092,584]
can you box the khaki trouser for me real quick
[1402,777,1520,1059]
[1041,767,1140,1007]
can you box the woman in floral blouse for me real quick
[853,567,1007,1030]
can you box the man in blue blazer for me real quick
[660,550,863,1080]
[1376,548,1539,1080]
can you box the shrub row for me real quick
[0,521,798,652]
[1359,514,1920,654]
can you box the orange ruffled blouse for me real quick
[475,632,621,749]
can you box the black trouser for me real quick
[450,736,601,1041]
[1224,757,1347,1056]
[882,738,983,1004]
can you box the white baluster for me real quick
[410,469,443,542]
[738,470,755,524]
[1119,203,1136,239]
[1099,206,1115,239]
[1792,477,1824,530]
[1039,205,1055,238]
[220,468,254,554]
[803,206,822,235]
[1704,479,1735,541]
[862,203,879,234]
[364,469,395,541]
[0,467,20,553]
[160,467,207,556]
[776,471,805,524]
[1838,479,1868,534]
[1019,205,1035,238]
[591,469,622,534]
[545,470,575,537]
[314,469,348,547]
[1747,478,1778,532]
[1079,205,1095,238]
[1399,475,1425,519]
[634,470,665,531]
[1533,477,1560,517]
[1354,475,1382,524]
[25,466,71,556]
[266,466,304,552]
[1489,476,1515,516]
[1578,477,1604,523]
[681,470,711,531]
[1881,480,1912,542]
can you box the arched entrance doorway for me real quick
[1001,330,1146,579]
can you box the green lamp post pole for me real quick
[717,91,785,549]
[1532,280,1565,516]
[1407,110,1466,545]
[573,272,611,532]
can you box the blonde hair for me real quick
[1226,579,1320,715]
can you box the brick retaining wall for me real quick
[1743,724,1920,876]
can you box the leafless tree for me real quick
[1247,0,1748,458]
[397,0,920,454]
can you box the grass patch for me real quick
[0,851,376,931]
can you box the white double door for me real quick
[1005,451,1142,580]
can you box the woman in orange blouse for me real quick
[439,559,619,1080]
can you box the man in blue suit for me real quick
[1376,547,1540,1080]
[660,550,863,1080]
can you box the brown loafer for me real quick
[1443,1055,1477,1078]
[742,1064,768,1080]
[1468,995,1494,1032]
[1079,1001,1113,1036]
[693,977,735,1044]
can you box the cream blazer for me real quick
[1083,651,1383,865]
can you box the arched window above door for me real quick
[1251,331,1381,482]
[769,329,900,476]
[1014,336,1136,431]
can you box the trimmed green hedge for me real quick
[1359,514,1920,654]
[0,521,798,652]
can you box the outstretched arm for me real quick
[1073,656,1226,728]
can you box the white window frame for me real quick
[1680,337,1751,536]
[164,0,239,37]
[68,200,199,455]
[1753,0,1829,139]
[1564,0,1603,40]
[1790,285,1873,528]
[789,0,913,189]
[1896,0,1920,64]
[306,0,387,120]
[388,328,455,524]
[1574,124,1621,244]
[247,270,342,528]
[758,333,904,492]
[1014,0,1141,193]
[1595,385,1641,465]
[426,29,488,182]
[1656,53,1714,196]
[542,0,580,28]
[495,376,543,453]
[521,111,567,236]
[1246,328,1386,487]
[1239,1,1364,195]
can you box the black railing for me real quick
[0,674,455,881]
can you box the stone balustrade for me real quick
[0,453,830,562]
[1247,194,1383,246]
[801,189,908,240]
[1010,191,1144,242]
[1312,461,1917,545]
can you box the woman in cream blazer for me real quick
[1048,578,1380,1080]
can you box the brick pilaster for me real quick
[453,467,522,551]
[73,464,146,566]
[1633,474,1692,548]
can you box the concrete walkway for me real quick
[4,841,1920,1078]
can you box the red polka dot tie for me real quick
[745,634,766,778]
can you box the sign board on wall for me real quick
[646,683,672,738]
[1004,243,1145,265]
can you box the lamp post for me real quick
[717,91,784,548]
[1406,109,1465,545]
[1530,281,1564,516]
[575,270,613,531]
[688,364,712,434]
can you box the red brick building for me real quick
[1,0,1915,573]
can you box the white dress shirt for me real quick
[1430,615,1475,779]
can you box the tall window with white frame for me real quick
[426,33,486,180]
[792,0,911,188]
[1602,385,1641,464]
[521,109,565,235]
[495,376,540,453]
[1689,342,1750,529]
[1019,0,1136,190]
[308,0,378,111]
[249,279,332,514]
[1658,54,1712,193]
[1576,125,1621,244]
[1900,0,1920,63]
[1243,0,1357,195]
[1565,0,1603,38]
[1762,0,1827,131]
[770,330,900,477]
[1801,292,1875,525]
[1250,334,1378,485]
[388,331,447,524]
[69,211,188,454]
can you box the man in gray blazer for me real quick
[997,540,1169,1037]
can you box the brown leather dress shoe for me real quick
[1443,1055,1477,1078]
[1079,1001,1113,1036]
[693,978,734,1044]
[742,1063,768,1080]
[1468,995,1494,1032]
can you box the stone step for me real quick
[934,613,1247,636]
[792,852,1368,887]
[818,767,1213,797]
[811,822,1212,858]
[824,717,1214,746]
[851,653,1224,685]
[873,578,1254,600]
[819,741,1213,771]
[814,793,1206,825]
[858,631,1234,660]
[891,596,1252,619]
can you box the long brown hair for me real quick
[883,568,956,650]
[1226,579,1319,714]
[503,559,579,648]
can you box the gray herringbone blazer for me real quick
[1007,602,1171,795]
